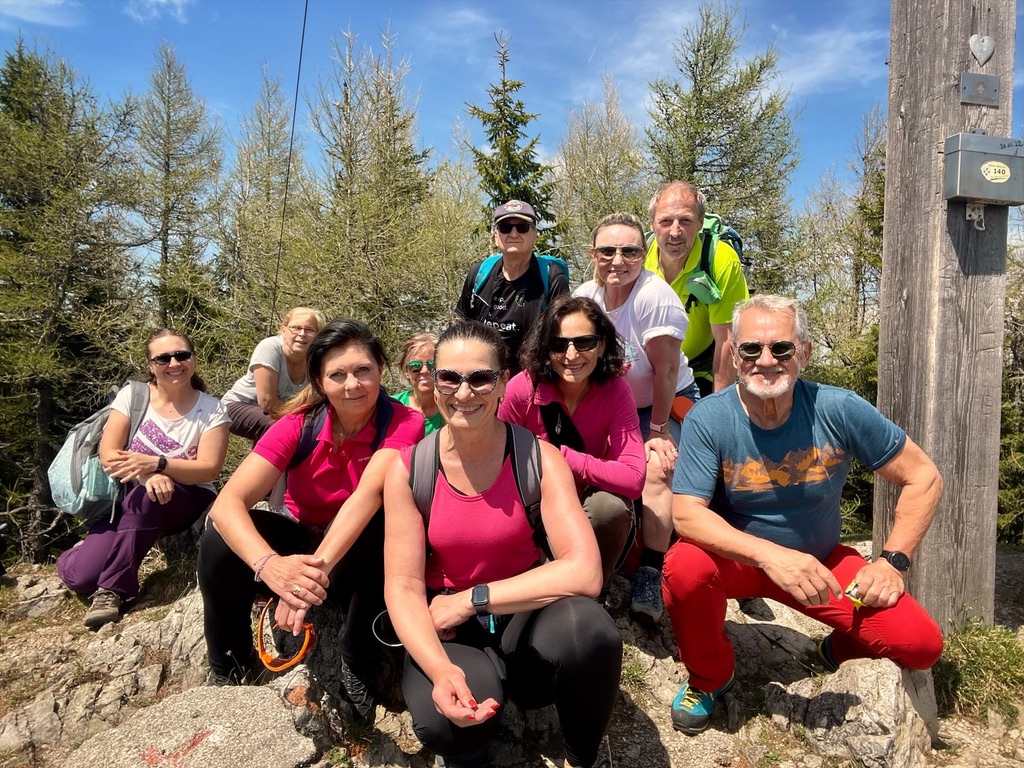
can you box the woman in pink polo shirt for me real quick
[500,295,645,601]
[197,319,425,716]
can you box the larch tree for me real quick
[0,42,141,559]
[646,0,797,291]
[136,43,222,333]
[466,33,559,253]
[552,73,649,276]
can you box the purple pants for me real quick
[57,481,215,599]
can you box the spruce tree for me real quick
[466,33,559,252]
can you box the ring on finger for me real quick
[292,584,302,597]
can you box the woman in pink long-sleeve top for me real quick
[500,295,645,598]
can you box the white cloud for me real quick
[124,0,194,24]
[777,26,890,97]
[0,0,84,29]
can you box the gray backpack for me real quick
[47,381,150,526]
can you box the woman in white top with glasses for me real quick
[221,307,327,442]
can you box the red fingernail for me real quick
[486,710,497,718]
[468,698,477,708]
[466,713,475,720]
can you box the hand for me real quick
[760,547,842,607]
[261,554,330,628]
[143,473,175,504]
[428,591,473,641]
[105,450,160,484]
[851,559,905,609]
[644,436,678,472]
[431,664,500,727]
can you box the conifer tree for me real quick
[466,33,559,252]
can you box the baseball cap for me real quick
[492,200,538,223]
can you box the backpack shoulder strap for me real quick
[409,431,442,531]
[472,254,503,296]
[288,405,328,470]
[372,390,395,451]
[535,254,569,309]
[125,381,150,444]
[508,424,547,554]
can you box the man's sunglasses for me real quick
[594,245,644,262]
[550,335,601,354]
[150,350,194,365]
[256,598,317,673]
[736,341,798,362]
[432,368,502,395]
[406,360,435,373]
[496,220,533,235]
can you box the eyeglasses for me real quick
[736,341,798,362]
[550,335,601,354]
[287,325,317,336]
[406,360,435,373]
[594,245,645,262]
[150,350,194,365]
[496,220,533,235]
[255,598,317,672]
[432,368,502,395]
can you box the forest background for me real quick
[1,1,1022,565]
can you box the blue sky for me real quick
[1,0,1020,209]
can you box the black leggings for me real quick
[402,596,622,768]
[197,508,385,680]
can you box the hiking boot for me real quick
[341,660,375,721]
[434,754,492,768]
[671,673,735,734]
[816,633,840,672]
[629,566,664,622]
[84,589,121,629]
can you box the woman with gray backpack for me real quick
[56,328,230,629]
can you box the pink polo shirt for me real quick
[255,399,424,528]
[499,372,646,499]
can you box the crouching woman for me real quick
[383,321,622,768]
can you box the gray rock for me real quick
[68,686,317,768]
[8,569,70,619]
[765,658,936,768]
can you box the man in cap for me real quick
[456,200,569,373]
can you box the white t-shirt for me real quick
[112,385,230,491]
[574,270,694,408]
[220,336,306,406]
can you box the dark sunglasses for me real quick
[594,245,644,261]
[406,360,435,373]
[150,350,194,365]
[432,368,502,395]
[736,341,798,362]
[496,220,533,235]
[550,335,601,354]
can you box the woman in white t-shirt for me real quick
[573,212,697,625]
[57,328,230,630]
[221,307,326,442]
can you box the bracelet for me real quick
[649,421,669,435]
[253,552,277,583]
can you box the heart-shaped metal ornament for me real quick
[969,34,995,66]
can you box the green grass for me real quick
[619,650,648,691]
[933,620,1024,722]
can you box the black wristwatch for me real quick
[471,584,490,616]
[879,550,911,573]
[155,456,168,474]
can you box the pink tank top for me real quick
[424,454,543,591]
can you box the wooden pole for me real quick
[876,0,1015,630]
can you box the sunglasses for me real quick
[150,350,194,365]
[736,341,798,362]
[594,245,645,262]
[550,334,601,354]
[432,368,502,395]
[256,598,317,673]
[406,360,435,373]
[496,220,533,234]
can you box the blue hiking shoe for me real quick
[629,565,664,622]
[671,673,735,734]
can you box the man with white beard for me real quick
[661,294,944,735]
